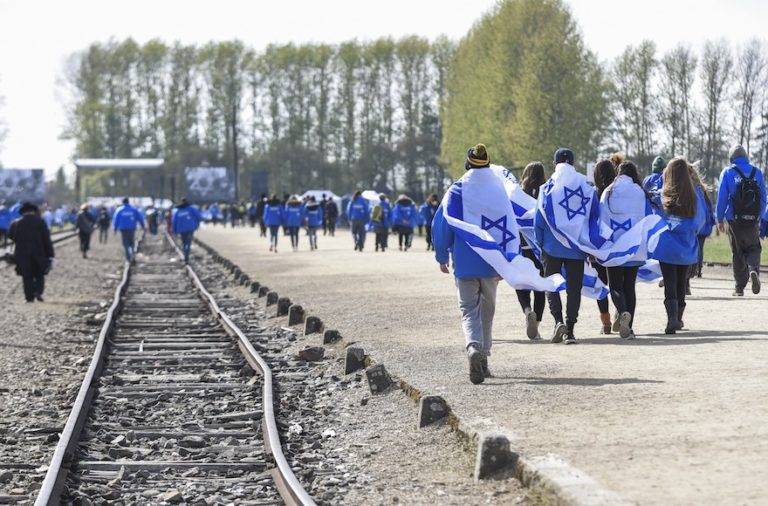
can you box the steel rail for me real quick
[165,231,316,506]
[34,255,133,505]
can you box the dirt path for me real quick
[198,225,768,505]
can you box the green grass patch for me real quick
[703,233,768,264]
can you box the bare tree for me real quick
[733,39,767,152]
[658,45,697,157]
[700,40,733,175]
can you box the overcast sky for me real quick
[0,0,766,177]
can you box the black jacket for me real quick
[76,211,96,233]
[9,214,54,277]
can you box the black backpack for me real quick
[732,165,761,222]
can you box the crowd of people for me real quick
[434,143,764,384]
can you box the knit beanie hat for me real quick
[729,145,748,163]
[465,144,490,170]
[652,156,666,173]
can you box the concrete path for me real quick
[198,225,768,505]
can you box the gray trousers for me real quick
[456,277,498,356]
[727,221,761,289]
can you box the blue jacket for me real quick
[534,207,586,260]
[432,204,496,279]
[696,186,715,238]
[112,204,145,231]
[304,203,323,227]
[392,198,418,230]
[347,197,370,222]
[262,201,284,227]
[369,200,391,231]
[0,205,10,231]
[9,203,21,223]
[419,202,438,227]
[643,173,664,209]
[716,157,767,222]
[172,203,202,234]
[283,201,305,227]
[653,192,706,265]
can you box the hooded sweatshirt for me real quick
[283,198,304,227]
[391,196,418,230]
[653,191,706,265]
[262,198,284,227]
[172,202,203,234]
[347,196,369,222]
[304,202,323,228]
[716,156,767,223]
[112,203,145,231]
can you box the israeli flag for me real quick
[540,163,666,268]
[442,167,565,292]
[508,180,610,300]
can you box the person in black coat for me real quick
[75,204,96,258]
[8,202,54,302]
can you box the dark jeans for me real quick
[425,225,433,250]
[120,229,136,262]
[22,272,45,302]
[607,266,639,323]
[543,253,584,324]
[727,221,761,289]
[308,227,318,249]
[594,263,610,313]
[180,231,193,262]
[375,230,388,250]
[288,226,300,248]
[269,225,280,248]
[78,230,92,253]
[397,228,413,249]
[689,235,706,278]
[327,220,336,236]
[98,226,109,244]
[516,248,545,321]
[259,221,267,237]
[352,220,366,250]
[660,262,689,306]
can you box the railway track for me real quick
[35,233,315,505]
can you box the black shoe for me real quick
[733,289,744,297]
[468,347,484,385]
[481,355,492,378]
[664,300,678,334]
[36,296,44,302]
[750,271,761,294]
[564,321,577,344]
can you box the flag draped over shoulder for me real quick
[442,167,565,292]
[540,164,667,268]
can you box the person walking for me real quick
[653,158,706,334]
[75,204,96,258]
[716,145,766,296]
[325,197,339,236]
[370,194,391,252]
[304,196,323,251]
[600,161,652,339]
[515,162,547,340]
[172,198,203,264]
[256,194,267,237]
[284,195,304,252]
[145,205,159,235]
[643,155,666,209]
[97,206,110,244]
[391,195,418,251]
[592,158,618,334]
[432,143,500,384]
[535,148,595,344]
[347,191,370,251]
[8,202,54,302]
[688,164,715,282]
[420,195,440,251]
[263,195,284,253]
[112,198,145,263]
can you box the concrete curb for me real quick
[193,236,627,505]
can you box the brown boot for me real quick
[600,312,612,334]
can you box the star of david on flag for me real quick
[481,215,515,250]
[610,219,632,232]
[558,185,591,220]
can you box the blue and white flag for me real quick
[442,167,565,292]
[540,163,666,268]
[506,178,609,300]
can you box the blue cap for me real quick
[554,148,574,164]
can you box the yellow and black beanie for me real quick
[465,143,490,170]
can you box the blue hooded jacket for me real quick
[652,191,706,265]
[392,196,418,230]
[263,200,284,227]
[0,205,10,231]
[432,203,496,279]
[716,157,767,222]
[304,202,323,227]
[420,202,438,228]
[369,200,391,231]
[112,204,145,231]
[696,186,715,238]
[347,196,370,222]
[172,203,202,234]
[283,199,304,227]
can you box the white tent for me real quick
[300,190,342,210]
[360,190,381,207]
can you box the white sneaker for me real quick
[551,323,566,343]
[525,308,541,340]
[618,311,633,339]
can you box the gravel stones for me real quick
[298,346,325,362]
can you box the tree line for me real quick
[61,0,768,199]
[61,36,454,199]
